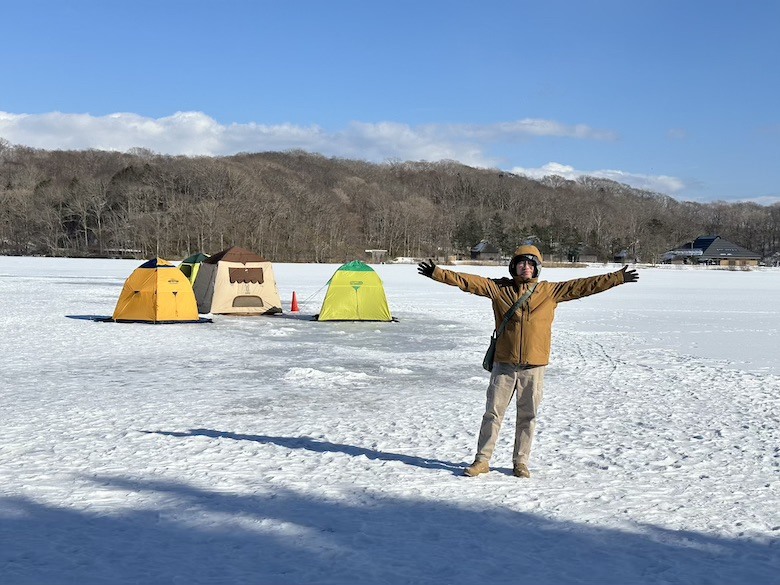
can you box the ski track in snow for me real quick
[0,257,778,584]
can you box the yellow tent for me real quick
[112,258,201,323]
[317,261,393,321]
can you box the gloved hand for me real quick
[621,265,639,283]
[417,259,436,278]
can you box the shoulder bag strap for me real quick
[494,283,537,339]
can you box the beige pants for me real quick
[475,363,546,466]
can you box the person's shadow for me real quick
[143,428,467,474]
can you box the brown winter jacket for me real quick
[431,250,626,366]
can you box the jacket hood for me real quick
[509,245,543,279]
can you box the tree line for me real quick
[1,139,778,263]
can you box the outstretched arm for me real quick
[550,265,636,302]
[417,259,497,298]
[621,265,639,283]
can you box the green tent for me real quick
[316,261,393,321]
[179,252,210,285]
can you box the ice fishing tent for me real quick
[316,261,393,321]
[112,258,201,323]
[179,252,210,285]
[192,246,282,315]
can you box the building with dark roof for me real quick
[470,240,501,262]
[662,235,761,266]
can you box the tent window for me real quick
[233,295,264,307]
[229,267,264,284]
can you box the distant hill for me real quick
[0,142,776,262]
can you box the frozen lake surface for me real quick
[0,256,778,584]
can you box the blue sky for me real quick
[2,0,778,204]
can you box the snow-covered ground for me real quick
[0,256,778,585]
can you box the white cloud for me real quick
[0,110,498,164]
[1,110,684,195]
[511,162,687,195]
[432,119,618,142]
[0,111,615,161]
[728,193,780,205]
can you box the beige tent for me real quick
[192,246,282,315]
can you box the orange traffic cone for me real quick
[291,291,299,312]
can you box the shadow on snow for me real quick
[2,432,778,585]
[145,428,466,474]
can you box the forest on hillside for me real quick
[1,139,778,263]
